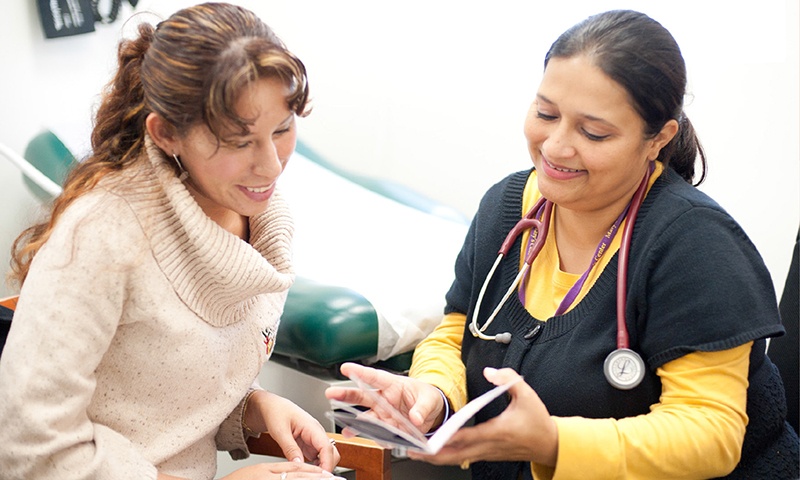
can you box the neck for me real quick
[187,184,249,241]
[552,163,653,274]
[553,189,637,274]
[219,212,249,241]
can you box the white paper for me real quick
[326,374,521,454]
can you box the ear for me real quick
[646,119,679,161]
[145,113,179,155]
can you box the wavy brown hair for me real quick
[9,2,309,287]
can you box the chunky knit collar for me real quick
[101,137,295,327]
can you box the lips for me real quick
[244,185,272,194]
[240,183,276,202]
[544,157,581,173]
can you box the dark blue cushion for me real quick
[0,305,12,356]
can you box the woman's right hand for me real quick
[219,461,345,480]
[324,362,447,434]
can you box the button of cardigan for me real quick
[523,323,543,340]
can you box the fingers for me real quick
[328,363,448,434]
[325,363,393,407]
[339,362,397,390]
[483,367,541,413]
[272,435,339,474]
[338,362,372,382]
[270,421,318,468]
[276,435,305,464]
[290,423,340,472]
[297,436,339,471]
[313,437,340,472]
[406,383,445,430]
[482,366,522,387]
[262,461,346,479]
[324,385,372,407]
[406,421,503,467]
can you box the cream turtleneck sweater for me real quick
[0,140,295,479]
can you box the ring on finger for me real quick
[280,472,287,480]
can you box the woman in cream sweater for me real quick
[0,3,341,480]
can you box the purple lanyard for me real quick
[518,202,629,315]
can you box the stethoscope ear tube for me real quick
[469,197,551,344]
[469,253,523,343]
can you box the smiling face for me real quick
[150,77,296,235]
[524,55,675,219]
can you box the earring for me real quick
[172,154,189,181]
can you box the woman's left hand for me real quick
[247,390,340,472]
[408,367,558,468]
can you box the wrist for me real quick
[242,389,266,436]
[539,417,559,467]
[425,387,452,437]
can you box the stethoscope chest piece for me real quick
[603,348,645,390]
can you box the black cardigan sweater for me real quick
[447,167,798,479]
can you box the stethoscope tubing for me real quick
[470,164,653,348]
[615,165,651,349]
[470,196,552,341]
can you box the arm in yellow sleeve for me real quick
[533,342,751,480]
[409,312,469,412]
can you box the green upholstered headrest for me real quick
[276,277,380,367]
[23,130,77,201]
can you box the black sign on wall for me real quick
[37,0,96,38]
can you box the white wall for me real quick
[1,0,798,300]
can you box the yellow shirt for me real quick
[522,162,658,319]
[410,164,750,479]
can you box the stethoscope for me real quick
[468,163,653,390]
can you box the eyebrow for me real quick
[279,113,295,126]
[536,93,618,129]
[236,113,294,138]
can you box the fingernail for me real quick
[292,456,303,463]
[484,367,498,375]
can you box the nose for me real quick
[541,122,577,160]
[252,141,284,179]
